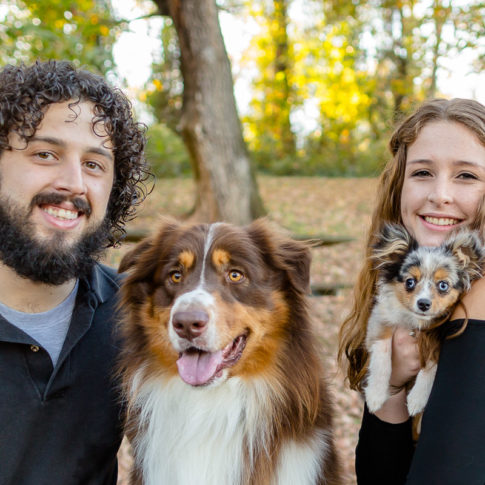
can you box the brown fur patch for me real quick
[434,268,449,282]
[178,250,195,270]
[212,248,230,268]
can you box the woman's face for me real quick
[400,120,485,247]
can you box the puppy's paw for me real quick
[406,389,427,416]
[364,387,389,413]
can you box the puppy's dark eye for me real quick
[405,278,416,290]
[437,281,449,292]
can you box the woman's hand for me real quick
[389,327,421,389]
[373,327,421,423]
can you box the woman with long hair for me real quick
[339,98,485,484]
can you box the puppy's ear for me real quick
[443,229,485,284]
[371,223,416,273]
[247,218,311,294]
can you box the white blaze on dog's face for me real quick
[121,220,309,389]
[394,246,463,322]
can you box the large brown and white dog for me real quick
[117,218,341,485]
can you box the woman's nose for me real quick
[427,178,453,205]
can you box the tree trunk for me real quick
[153,0,265,224]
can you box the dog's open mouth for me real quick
[176,332,248,386]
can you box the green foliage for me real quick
[0,0,120,74]
[145,123,192,178]
[143,17,183,131]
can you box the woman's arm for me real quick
[355,328,420,484]
[356,402,414,485]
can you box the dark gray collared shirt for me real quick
[0,263,124,485]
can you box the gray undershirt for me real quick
[0,280,79,366]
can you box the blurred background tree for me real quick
[1,0,484,201]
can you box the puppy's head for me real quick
[119,217,311,387]
[375,226,484,322]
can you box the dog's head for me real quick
[373,223,485,321]
[118,217,311,387]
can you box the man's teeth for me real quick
[43,206,78,220]
[424,216,458,226]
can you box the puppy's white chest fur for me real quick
[130,374,328,485]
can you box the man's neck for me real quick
[0,262,77,313]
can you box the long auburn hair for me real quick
[338,98,485,391]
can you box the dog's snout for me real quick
[417,298,431,312]
[173,310,209,340]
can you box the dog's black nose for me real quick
[417,299,431,312]
[172,310,209,340]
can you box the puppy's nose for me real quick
[173,310,209,340]
[417,299,431,312]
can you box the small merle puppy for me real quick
[364,223,484,416]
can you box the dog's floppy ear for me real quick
[247,218,311,294]
[118,237,155,274]
[118,218,182,305]
[443,229,485,285]
[371,223,416,273]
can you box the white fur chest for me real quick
[129,373,328,485]
[131,375,249,485]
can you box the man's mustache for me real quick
[30,192,92,216]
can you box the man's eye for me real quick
[85,161,102,171]
[36,151,54,160]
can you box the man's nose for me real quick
[53,158,87,195]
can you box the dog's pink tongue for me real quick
[176,349,223,386]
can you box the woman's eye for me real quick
[170,271,182,283]
[437,280,449,292]
[227,270,244,283]
[412,169,431,177]
[405,278,416,290]
[457,172,478,180]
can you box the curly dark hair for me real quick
[0,59,151,246]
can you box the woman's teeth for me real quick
[424,216,458,226]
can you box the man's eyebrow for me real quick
[30,136,114,161]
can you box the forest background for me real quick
[1,0,484,182]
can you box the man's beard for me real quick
[0,194,111,285]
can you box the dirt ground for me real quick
[110,176,379,485]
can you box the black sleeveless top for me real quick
[356,320,485,485]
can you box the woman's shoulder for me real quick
[451,275,485,322]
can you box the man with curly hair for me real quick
[0,60,150,484]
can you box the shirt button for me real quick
[30,345,40,352]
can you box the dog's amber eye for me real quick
[437,281,449,292]
[405,278,416,291]
[228,270,244,283]
[170,271,183,283]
